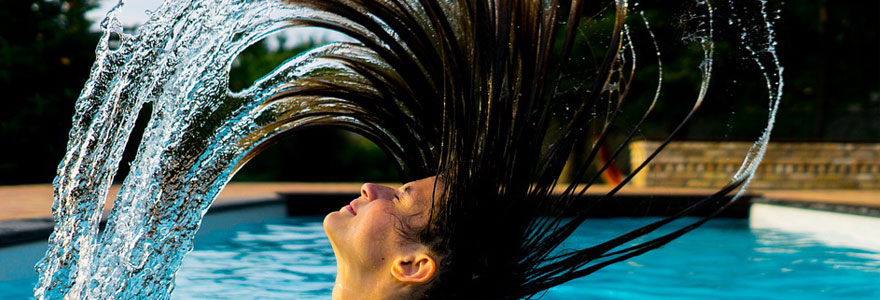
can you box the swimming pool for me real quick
[2,204,878,299]
[177,208,880,299]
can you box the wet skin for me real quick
[323,177,440,300]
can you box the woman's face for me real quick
[323,176,438,278]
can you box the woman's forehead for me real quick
[400,176,440,211]
[404,176,438,196]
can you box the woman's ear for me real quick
[391,253,436,283]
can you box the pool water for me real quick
[174,216,879,300]
[2,215,878,299]
[174,215,335,299]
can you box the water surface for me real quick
[169,216,880,300]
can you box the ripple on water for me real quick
[168,217,879,300]
[173,217,335,300]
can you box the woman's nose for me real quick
[361,183,394,201]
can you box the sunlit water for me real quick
[174,217,880,299]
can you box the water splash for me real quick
[34,1,388,298]
[35,0,783,299]
[730,0,785,196]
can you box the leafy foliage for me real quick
[0,0,100,184]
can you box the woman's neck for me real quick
[333,265,399,300]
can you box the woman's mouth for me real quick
[345,204,357,215]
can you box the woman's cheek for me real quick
[355,209,397,256]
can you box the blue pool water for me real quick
[175,216,879,300]
[2,215,878,299]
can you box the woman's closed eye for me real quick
[394,192,410,210]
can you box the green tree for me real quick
[0,0,100,184]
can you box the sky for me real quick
[85,0,351,49]
[85,0,166,31]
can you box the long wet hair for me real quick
[274,0,745,299]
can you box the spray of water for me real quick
[34,1,383,298]
[35,0,782,299]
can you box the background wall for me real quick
[630,140,880,189]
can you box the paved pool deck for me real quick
[1,183,878,221]
[0,182,367,221]
[0,182,877,246]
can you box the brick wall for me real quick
[628,141,880,189]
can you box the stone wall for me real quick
[628,141,880,189]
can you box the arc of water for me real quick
[35,1,413,298]
[729,0,784,196]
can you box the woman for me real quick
[273,0,752,299]
[324,177,441,300]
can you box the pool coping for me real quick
[0,197,287,248]
[1,183,877,248]
[754,198,880,217]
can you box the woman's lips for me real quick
[346,201,357,215]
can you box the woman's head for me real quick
[323,177,444,300]
[322,171,551,300]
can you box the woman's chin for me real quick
[323,211,347,237]
[323,211,337,232]
[322,213,347,257]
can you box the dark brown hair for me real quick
[273,0,745,299]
